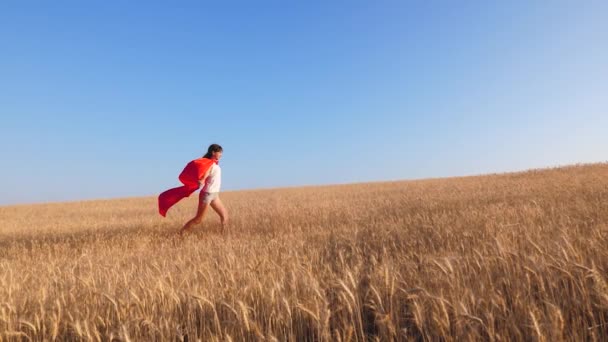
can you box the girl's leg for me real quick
[210,197,229,230]
[180,191,211,234]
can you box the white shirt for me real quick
[202,163,222,193]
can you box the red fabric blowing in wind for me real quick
[158,158,217,217]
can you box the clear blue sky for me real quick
[1,1,607,205]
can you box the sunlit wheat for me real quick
[0,163,607,340]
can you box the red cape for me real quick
[158,157,218,217]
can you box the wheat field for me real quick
[0,163,607,341]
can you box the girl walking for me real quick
[180,144,228,234]
[157,144,228,234]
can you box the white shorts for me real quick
[201,192,219,204]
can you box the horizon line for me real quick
[2,160,606,208]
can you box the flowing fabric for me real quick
[158,158,218,217]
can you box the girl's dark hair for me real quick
[203,144,223,159]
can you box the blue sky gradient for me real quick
[1,1,607,205]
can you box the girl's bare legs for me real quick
[210,197,229,231]
[180,191,211,234]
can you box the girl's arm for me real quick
[198,167,212,187]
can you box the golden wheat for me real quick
[0,163,607,341]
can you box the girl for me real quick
[180,144,228,234]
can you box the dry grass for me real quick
[1,163,607,341]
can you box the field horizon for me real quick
[1,162,607,341]
[2,162,604,209]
